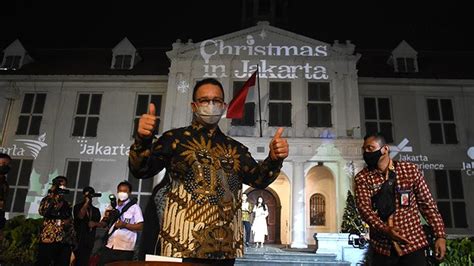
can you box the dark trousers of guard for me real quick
[98,247,134,266]
[36,242,72,266]
[73,245,93,266]
[243,221,251,246]
[371,247,427,266]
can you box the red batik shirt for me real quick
[355,161,446,256]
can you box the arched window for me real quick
[310,193,325,226]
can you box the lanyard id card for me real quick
[399,190,410,207]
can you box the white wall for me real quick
[0,76,168,215]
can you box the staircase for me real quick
[235,246,351,266]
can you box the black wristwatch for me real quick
[131,143,146,152]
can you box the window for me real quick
[310,193,325,226]
[231,81,255,126]
[128,171,153,210]
[72,93,102,137]
[1,55,22,70]
[363,97,394,143]
[113,55,132,70]
[434,170,467,228]
[268,82,291,127]
[132,94,162,138]
[308,82,331,127]
[5,158,32,213]
[395,57,416,73]
[64,160,92,207]
[16,93,46,135]
[427,99,458,144]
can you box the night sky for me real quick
[1,1,471,52]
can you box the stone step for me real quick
[243,252,338,262]
[236,246,351,265]
[236,258,351,266]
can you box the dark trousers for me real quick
[371,247,427,266]
[74,245,93,266]
[36,242,72,266]
[0,209,6,229]
[98,247,134,266]
[243,221,251,244]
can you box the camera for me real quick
[109,194,117,209]
[348,233,367,249]
[101,194,119,228]
[83,186,101,200]
[87,192,102,198]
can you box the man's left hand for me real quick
[88,221,98,228]
[115,220,126,229]
[435,238,446,260]
[269,127,289,160]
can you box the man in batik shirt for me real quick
[36,176,76,266]
[129,78,289,265]
[355,132,446,265]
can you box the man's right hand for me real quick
[384,226,411,244]
[137,103,158,139]
[84,195,90,205]
[49,184,58,193]
[48,186,60,199]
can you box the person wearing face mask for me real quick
[72,186,101,266]
[354,132,446,265]
[251,196,269,248]
[129,78,289,265]
[98,181,143,266]
[0,153,12,235]
[36,175,76,266]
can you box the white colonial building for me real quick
[1,20,473,252]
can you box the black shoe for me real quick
[245,242,249,247]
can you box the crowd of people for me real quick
[34,176,143,266]
[0,159,145,266]
[31,181,274,265]
[0,77,449,266]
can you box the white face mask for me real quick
[59,185,67,190]
[195,103,225,125]
[118,192,129,201]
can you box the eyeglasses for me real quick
[196,98,225,106]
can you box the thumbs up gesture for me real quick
[269,127,289,161]
[137,103,159,139]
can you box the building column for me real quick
[291,161,307,248]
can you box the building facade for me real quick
[1,22,473,248]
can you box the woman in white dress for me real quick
[251,196,268,248]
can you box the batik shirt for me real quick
[354,161,446,256]
[129,121,282,259]
[38,195,75,245]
